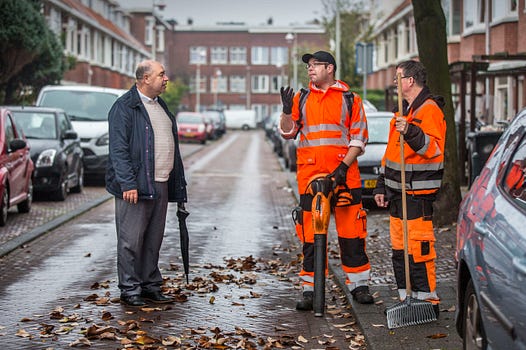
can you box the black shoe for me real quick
[351,286,374,304]
[120,294,147,307]
[296,291,314,311]
[141,290,175,304]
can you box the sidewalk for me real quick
[284,169,463,350]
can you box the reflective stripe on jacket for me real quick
[292,80,368,191]
[381,93,446,196]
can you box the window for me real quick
[230,75,246,93]
[251,75,269,93]
[442,0,461,36]
[464,0,485,32]
[190,76,207,93]
[211,47,228,64]
[58,113,71,136]
[251,47,269,65]
[270,47,288,66]
[270,75,284,93]
[145,17,154,45]
[230,47,246,64]
[190,47,207,64]
[252,104,268,122]
[4,115,15,144]
[502,135,526,203]
[491,0,517,22]
[211,76,227,93]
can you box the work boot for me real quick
[296,291,314,311]
[351,286,374,304]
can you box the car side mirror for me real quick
[9,139,27,152]
[62,130,78,140]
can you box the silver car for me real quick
[455,108,526,349]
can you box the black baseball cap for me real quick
[302,51,337,71]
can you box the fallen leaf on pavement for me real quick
[426,333,447,339]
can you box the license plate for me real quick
[363,179,377,188]
[183,133,195,137]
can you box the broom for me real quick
[385,73,437,329]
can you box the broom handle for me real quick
[396,73,411,297]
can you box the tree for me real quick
[161,78,190,113]
[412,0,462,224]
[321,0,373,88]
[0,0,65,104]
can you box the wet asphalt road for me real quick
[0,130,365,349]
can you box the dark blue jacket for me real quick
[105,85,187,203]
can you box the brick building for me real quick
[170,23,327,122]
[367,0,526,125]
[42,0,151,89]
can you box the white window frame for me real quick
[251,47,269,65]
[491,0,518,24]
[211,75,227,93]
[145,16,154,46]
[190,76,207,93]
[190,47,207,64]
[251,75,269,93]
[230,47,247,64]
[270,75,284,93]
[211,47,228,64]
[230,75,246,93]
[463,0,486,34]
[156,26,165,53]
[270,47,288,66]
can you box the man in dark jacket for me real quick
[106,60,187,307]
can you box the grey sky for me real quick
[120,0,327,26]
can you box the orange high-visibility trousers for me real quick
[388,196,439,303]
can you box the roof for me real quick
[52,0,149,55]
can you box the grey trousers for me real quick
[115,182,168,297]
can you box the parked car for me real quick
[36,85,126,181]
[177,112,208,144]
[282,137,298,172]
[203,110,226,139]
[358,111,392,202]
[455,108,526,349]
[10,106,84,201]
[0,108,34,226]
[224,109,257,130]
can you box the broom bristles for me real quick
[386,297,437,329]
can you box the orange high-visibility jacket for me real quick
[381,87,446,196]
[292,81,368,191]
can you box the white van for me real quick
[223,109,257,130]
[36,85,127,179]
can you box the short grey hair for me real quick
[135,60,154,80]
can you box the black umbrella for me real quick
[176,203,190,283]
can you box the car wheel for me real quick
[0,187,8,226]
[17,178,32,213]
[54,177,68,201]
[462,279,487,350]
[70,164,84,194]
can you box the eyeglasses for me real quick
[305,62,329,69]
[393,76,412,83]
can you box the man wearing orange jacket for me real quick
[373,60,446,316]
[280,51,374,310]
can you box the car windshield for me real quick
[367,116,391,144]
[177,114,203,124]
[12,111,57,139]
[39,90,119,121]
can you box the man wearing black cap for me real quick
[279,50,374,310]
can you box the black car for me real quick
[359,111,392,203]
[10,106,84,201]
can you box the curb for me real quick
[0,144,205,258]
[0,193,112,257]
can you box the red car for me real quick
[0,108,34,226]
[177,112,208,144]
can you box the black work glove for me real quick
[280,86,294,114]
[329,161,349,187]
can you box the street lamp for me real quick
[195,50,206,112]
[285,31,298,89]
[213,68,222,108]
